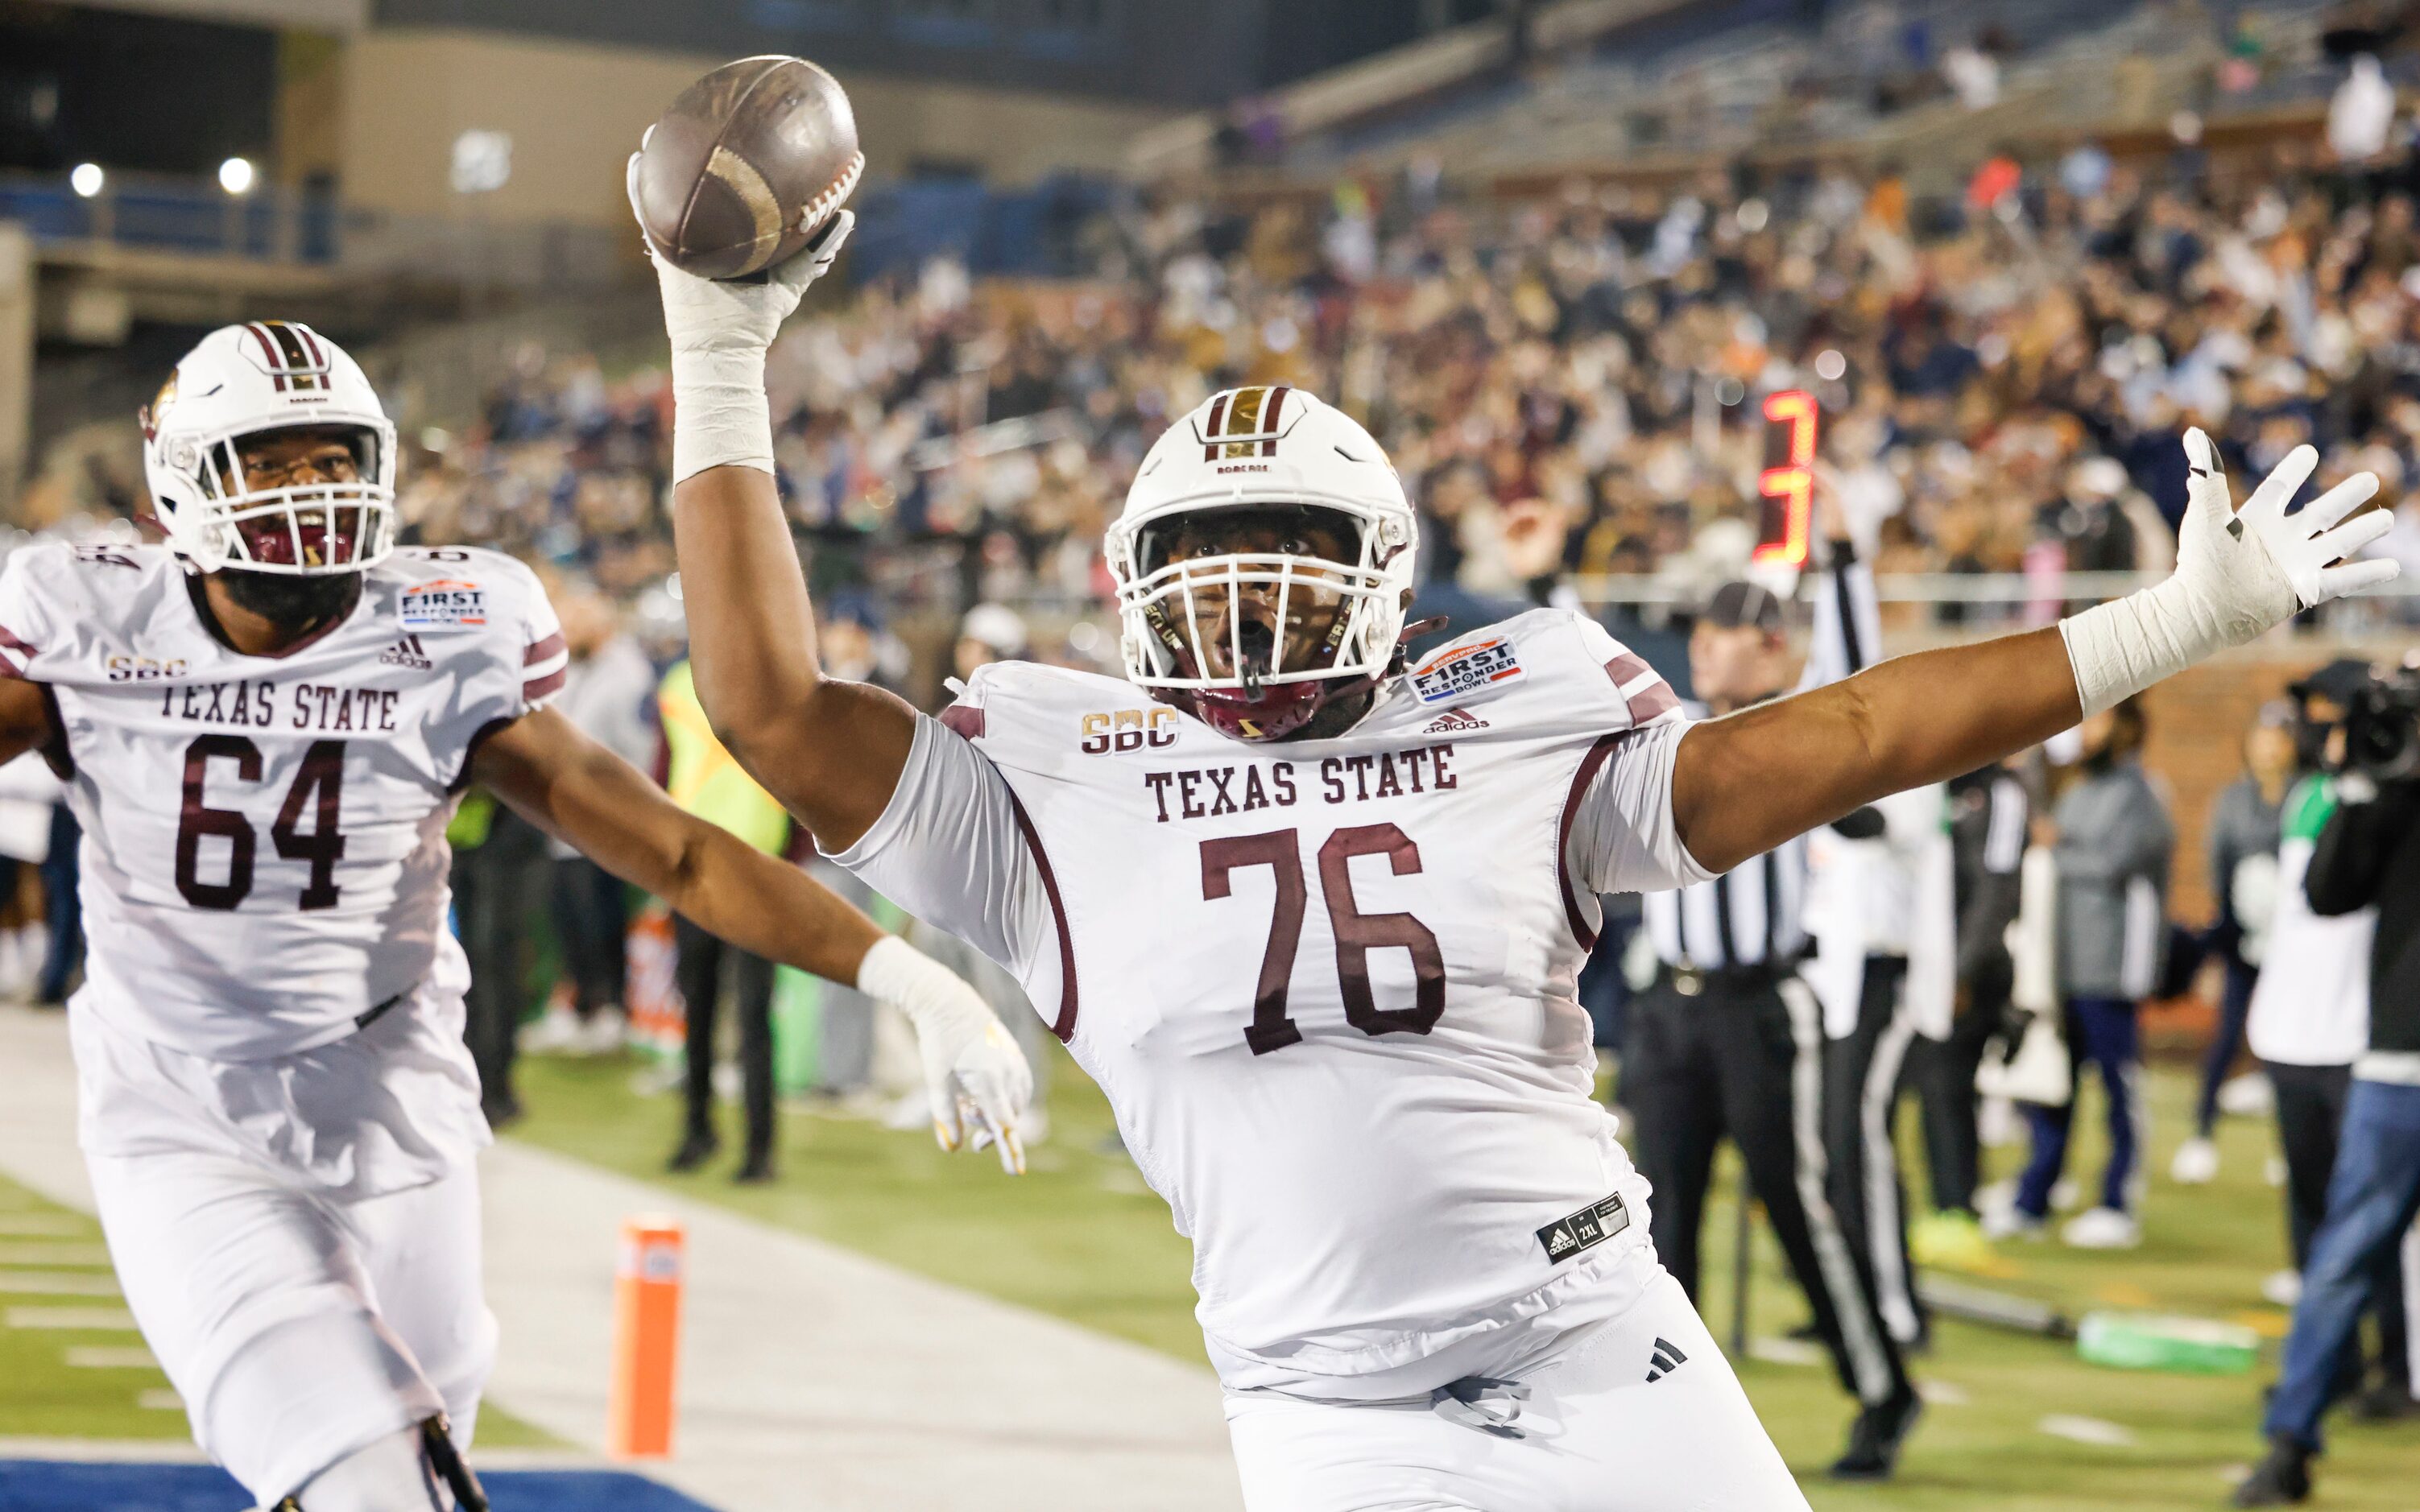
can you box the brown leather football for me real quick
[632,56,863,281]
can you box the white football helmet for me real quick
[141,320,396,575]
[1106,386,1417,741]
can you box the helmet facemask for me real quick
[155,419,397,577]
[1116,502,1408,742]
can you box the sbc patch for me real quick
[1411,637,1524,704]
[399,580,487,630]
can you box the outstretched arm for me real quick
[630,176,912,853]
[471,707,1030,1166]
[474,706,882,979]
[1673,436,2395,874]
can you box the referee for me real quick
[1622,548,1921,1481]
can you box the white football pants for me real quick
[1223,1269,1808,1511]
[87,1151,493,1506]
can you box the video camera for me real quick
[2337,659,2420,782]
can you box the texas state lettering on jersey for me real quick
[0,543,564,1060]
[836,608,1710,1393]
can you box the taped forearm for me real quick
[670,345,774,485]
[2056,571,2262,718]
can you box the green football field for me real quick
[6,1053,2415,1508]
[0,1175,557,1448]
[504,1051,2420,1511]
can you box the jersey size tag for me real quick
[1537,1191,1631,1264]
[399,580,487,630]
[1411,638,1524,704]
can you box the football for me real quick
[631,55,863,281]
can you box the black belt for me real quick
[1654,961,1785,998]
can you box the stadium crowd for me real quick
[296,130,2420,659]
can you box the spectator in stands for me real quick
[2174,700,2301,1185]
[1994,697,2172,1250]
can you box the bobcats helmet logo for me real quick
[140,372,177,444]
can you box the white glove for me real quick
[2059,430,2396,716]
[854,936,1032,1174]
[626,137,854,483]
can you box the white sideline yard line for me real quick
[482,1138,1241,1511]
[0,1436,602,1470]
[0,1270,123,1297]
[0,1004,1242,1510]
[64,1346,160,1369]
[0,1243,109,1266]
[6,1305,139,1330]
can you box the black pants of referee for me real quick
[1825,956,1926,1349]
[1624,969,1913,1408]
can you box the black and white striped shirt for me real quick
[1644,821,1810,969]
[1643,548,1879,973]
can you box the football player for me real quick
[0,321,1029,1511]
[642,206,2394,1507]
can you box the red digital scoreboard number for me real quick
[1756,389,1819,566]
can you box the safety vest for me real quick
[657,659,792,857]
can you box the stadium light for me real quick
[218,157,255,195]
[69,163,105,198]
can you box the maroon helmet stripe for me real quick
[1260,386,1289,456]
[246,324,288,392]
[268,322,319,390]
[523,632,566,666]
[1201,391,1230,461]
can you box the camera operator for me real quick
[2236,658,2420,1506]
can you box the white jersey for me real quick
[831,608,1712,1391]
[0,542,564,1061]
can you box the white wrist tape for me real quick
[854,936,984,1035]
[669,345,774,485]
[2058,572,2264,717]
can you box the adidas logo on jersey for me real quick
[1421,708,1488,734]
[379,634,433,671]
[1535,1191,1631,1266]
[1644,1336,1688,1384]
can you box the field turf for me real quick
[507,1049,2420,1510]
[8,1051,2414,1508]
[0,1174,558,1448]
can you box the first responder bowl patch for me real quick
[400,580,488,630]
[1411,638,1524,704]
